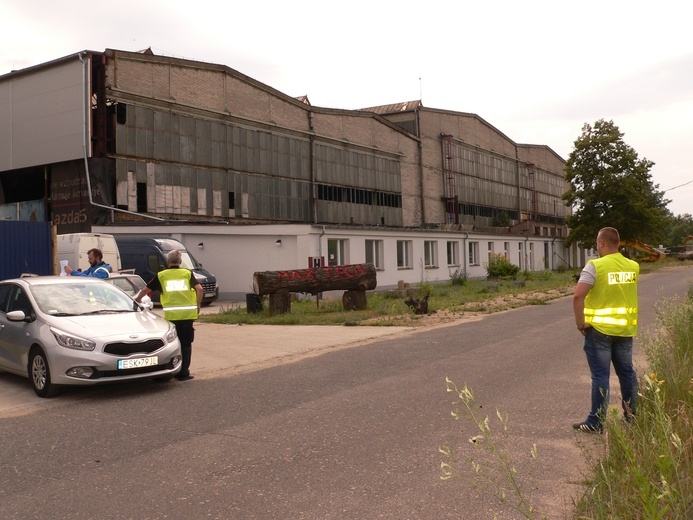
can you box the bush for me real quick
[485,253,520,278]
[449,267,467,286]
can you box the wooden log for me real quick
[253,263,377,296]
[269,290,291,314]
[342,290,367,311]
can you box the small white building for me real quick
[96,223,580,299]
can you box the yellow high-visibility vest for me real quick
[584,253,639,336]
[158,268,198,321]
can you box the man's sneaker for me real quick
[572,421,601,433]
[176,373,195,381]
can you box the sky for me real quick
[2,0,691,217]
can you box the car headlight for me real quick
[50,327,96,351]
[165,323,178,343]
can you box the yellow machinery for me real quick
[619,239,667,263]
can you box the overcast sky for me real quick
[2,0,691,217]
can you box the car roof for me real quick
[107,273,145,280]
[2,276,111,287]
[115,236,183,250]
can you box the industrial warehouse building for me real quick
[0,48,583,298]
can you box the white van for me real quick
[57,233,122,273]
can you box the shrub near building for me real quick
[485,253,520,279]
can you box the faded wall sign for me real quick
[50,158,114,233]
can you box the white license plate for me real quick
[118,356,159,370]
[204,292,215,298]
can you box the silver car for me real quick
[103,272,148,299]
[0,276,182,397]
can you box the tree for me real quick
[665,213,693,247]
[562,119,670,249]
[492,211,510,227]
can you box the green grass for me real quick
[200,258,684,326]
[200,269,583,326]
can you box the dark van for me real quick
[114,236,219,305]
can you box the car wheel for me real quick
[29,348,59,398]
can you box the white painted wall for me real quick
[0,56,88,172]
[95,224,575,299]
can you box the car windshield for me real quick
[31,282,136,316]
[179,251,201,270]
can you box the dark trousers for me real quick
[173,320,195,377]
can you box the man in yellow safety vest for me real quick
[572,227,639,432]
[136,249,202,381]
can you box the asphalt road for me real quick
[0,267,690,519]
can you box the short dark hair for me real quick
[598,227,620,247]
[87,248,103,260]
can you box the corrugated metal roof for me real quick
[359,100,423,115]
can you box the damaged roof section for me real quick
[360,100,423,115]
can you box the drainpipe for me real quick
[318,225,325,265]
[462,232,468,277]
[78,52,164,222]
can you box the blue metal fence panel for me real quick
[0,221,53,279]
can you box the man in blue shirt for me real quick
[64,248,111,278]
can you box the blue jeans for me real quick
[582,327,638,427]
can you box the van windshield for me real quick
[179,251,201,270]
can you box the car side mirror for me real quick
[7,310,31,322]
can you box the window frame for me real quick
[365,239,384,270]
[327,238,349,266]
[446,241,459,266]
[469,241,480,266]
[396,240,413,269]
[424,240,438,268]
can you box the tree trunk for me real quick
[342,290,368,311]
[269,290,291,314]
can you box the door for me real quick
[0,283,35,373]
